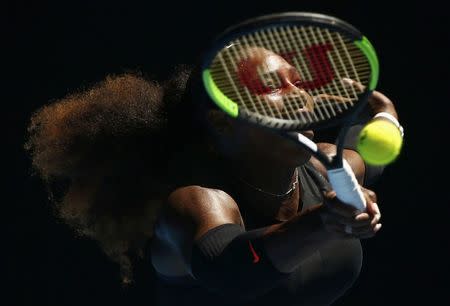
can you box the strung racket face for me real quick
[202,12,379,131]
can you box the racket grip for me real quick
[327,159,367,211]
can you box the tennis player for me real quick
[25,47,399,305]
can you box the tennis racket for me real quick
[201,12,380,211]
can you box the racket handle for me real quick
[327,159,367,211]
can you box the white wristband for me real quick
[373,112,404,138]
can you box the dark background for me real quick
[5,1,449,305]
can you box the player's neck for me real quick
[232,156,300,197]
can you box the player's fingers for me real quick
[359,187,381,225]
[342,78,399,118]
[361,186,377,203]
[366,201,382,226]
[342,77,365,93]
[353,223,382,239]
[352,212,373,228]
[323,190,359,218]
[333,212,373,229]
[313,93,352,104]
[321,210,371,227]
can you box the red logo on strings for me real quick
[237,43,335,94]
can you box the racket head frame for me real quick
[201,12,379,134]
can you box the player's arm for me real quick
[343,78,399,120]
[312,82,401,186]
[156,185,378,300]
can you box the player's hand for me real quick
[319,186,382,239]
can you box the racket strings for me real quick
[253,27,304,121]
[208,25,371,127]
[266,27,315,122]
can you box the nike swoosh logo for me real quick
[248,241,260,263]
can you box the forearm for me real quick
[342,124,385,185]
[262,206,335,273]
[190,207,334,299]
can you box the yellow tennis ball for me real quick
[357,119,403,166]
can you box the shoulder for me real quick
[150,185,243,275]
[157,185,244,242]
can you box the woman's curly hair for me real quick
[24,66,193,285]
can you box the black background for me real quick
[5,1,450,305]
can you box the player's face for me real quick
[210,47,314,165]
[222,47,313,165]
[236,47,314,114]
